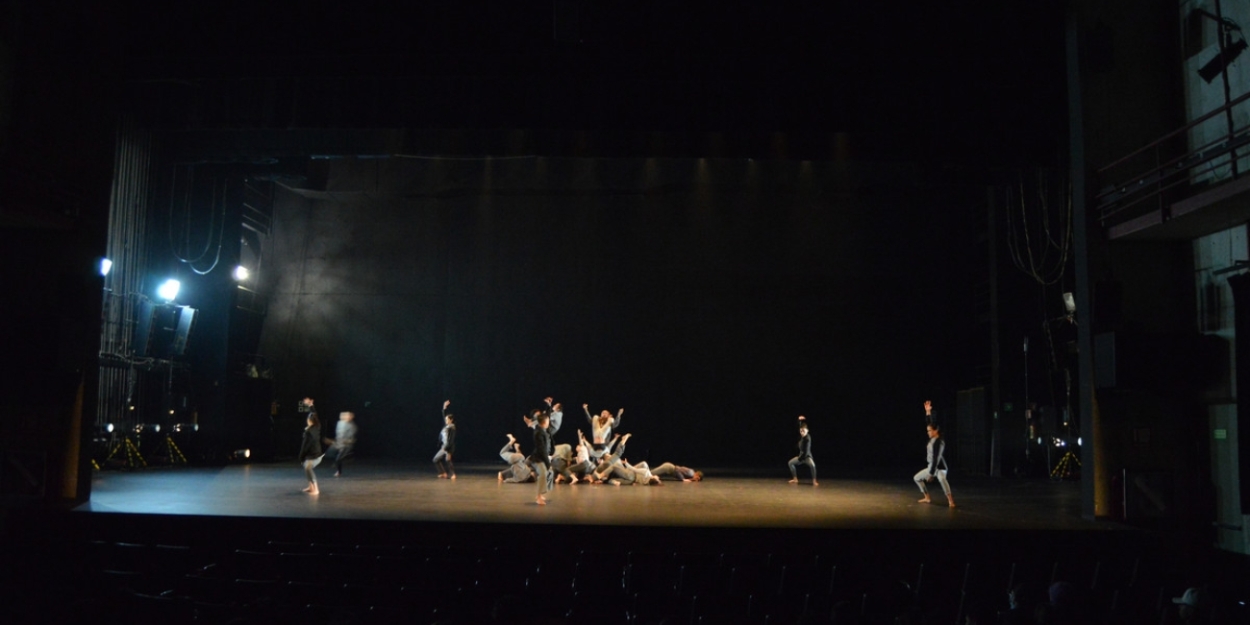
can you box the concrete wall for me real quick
[1194,224,1248,554]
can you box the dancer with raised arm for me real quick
[788,416,817,486]
[434,400,456,479]
[530,411,554,505]
[915,423,955,507]
[583,403,624,462]
[299,398,323,495]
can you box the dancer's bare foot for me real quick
[570,476,579,484]
[334,471,341,477]
[812,481,819,486]
[555,475,565,484]
[947,496,956,508]
[449,474,456,480]
[302,485,312,492]
[437,473,448,479]
[498,472,504,481]
[308,485,319,495]
[536,495,547,505]
[788,478,798,484]
[918,496,932,504]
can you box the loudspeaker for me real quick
[171,307,197,356]
[133,299,157,357]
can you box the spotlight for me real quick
[1062,292,1076,314]
[233,265,250,281]
[99,258,112,277]
[157,279,181,302]
[1077,437,1083,446]
[232,449,251,460]
[1199,38,1248,83]
[105,423,115,433]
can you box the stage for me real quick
[78,461,1111,531]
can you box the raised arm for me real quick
[613,408,624,428]
[583,403,593,424]
[443,399,451,419]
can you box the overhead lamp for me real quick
[157,279,181,302]
[1062,292,1076,314]
[1192,10,1246,83]
[99,258,113,277]
[1199,38,1248,82]
[233,265,250,281]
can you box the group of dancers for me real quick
[491,398,703,506]
[297,395,952,509]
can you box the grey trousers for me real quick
[789,456,816,482]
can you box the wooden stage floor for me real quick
[78,460,1115,532]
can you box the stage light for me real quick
[99,258,112,277]
[1062,292,1076,314]
[105,423,115,433]
[232,449,251,460]
[1077,437,1083,446]
[1199,38,1247,83]
[233,265,250,281]
[157,279,181,302]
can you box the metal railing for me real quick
[1095,90,1250,226]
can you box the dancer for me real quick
[322,411,357,477]
[915,423,954,507]
[788,416,817,486]
[589,433,630,482]
[523,397,564,437]
[530,411,553,505]
[434,400,456,479]
[551,443,573,481]
[609,458,661,486]
[557,432,595,483]
[583,403,624,461]
[298,398,323,495]
[651,462,703,482]
[497,434,534,483]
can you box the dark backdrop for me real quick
[254,156,982,469]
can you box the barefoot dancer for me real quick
[434,400,456,479]
[583,404,623,463]
[788,416,817,486]
[299,398,323,495]
[915,423,955,507]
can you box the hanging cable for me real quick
[1006,168,1073,287]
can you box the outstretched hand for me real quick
[924,400,932,415]
[443,400,451,410]
[545,397,553,406]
